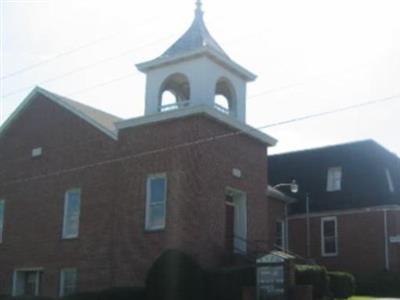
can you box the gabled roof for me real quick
[0,87,122,140]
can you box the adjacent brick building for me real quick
[269,140,400,275]
[0,2,282,298]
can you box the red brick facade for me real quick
[288,208,400,274]
[0,95,273,297]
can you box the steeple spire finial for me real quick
[195,0,203,18]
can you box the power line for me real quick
[0,11,232,83]
[256,94,400,130]
[68,72,138,97]
[0,14,168,81]
[2,35,174,98]
[1,93,399,187]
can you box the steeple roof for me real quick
[161,1,229,59]
[136,0,256,82]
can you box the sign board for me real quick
[390,235,400,243]
[257,265,285,299]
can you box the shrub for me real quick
[295,264,330,300]
[63,287,146,300]
[146,249,205,300]
[328,271,355,299]
[8,297,54,300]
[355,271,400,297]
[99,287,146,300]
[63,291,100,300]
[204,265,256,300]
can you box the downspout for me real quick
[384,209,390,270]
[306,193,311,258]
[284,203,289,251]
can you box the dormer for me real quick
[136,0,256,123]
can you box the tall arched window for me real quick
[159,73,191,112]
[215,78,236,116]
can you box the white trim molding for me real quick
[136,47,257,82]
[288,205,400,220]
[116,105,277,146]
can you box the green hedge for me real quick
[0,297,54,300]
[63,287,146,300]
[328,272,355,299]
[295,265,330,300]
[356,271,400,297]
[145,249,205,300]
[204,265,256,300]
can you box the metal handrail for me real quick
[159,100,190,112]
[214,103,230,114]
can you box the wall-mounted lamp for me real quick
[273,180,298,194]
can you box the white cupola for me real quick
[136,0,256,123]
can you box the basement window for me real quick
[12,269,42,297]
[59,268,78,297]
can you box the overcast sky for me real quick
[1,0,399,156]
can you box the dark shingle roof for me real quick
[268,140,400,214]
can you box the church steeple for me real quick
[136,0,256,123]
[161,0,228,59]
[195,0,203,17]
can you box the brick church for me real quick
[0,1,281,297]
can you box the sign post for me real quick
[256,252,295,300]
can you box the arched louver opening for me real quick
[215,78,237,116]
[159,73,191,112]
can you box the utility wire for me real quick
[2,35,174,98]
[1,93,399,187]
[256,94,400,130]
[0,14,168,81]
[0,11,231,84]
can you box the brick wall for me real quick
[288,208,400,274]
[0,96,273,296]
[0,95,118,297]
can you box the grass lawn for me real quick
[349,297,399,300]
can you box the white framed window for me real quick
[62,189,81,239]
[12,269,42,297]
[275,220,285,249]
[59,268,78,297]
[385,168,395,193]
[145,174,167,231]
[321,216,338,256]
[0,200,4,243]
[326,167,342,192]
